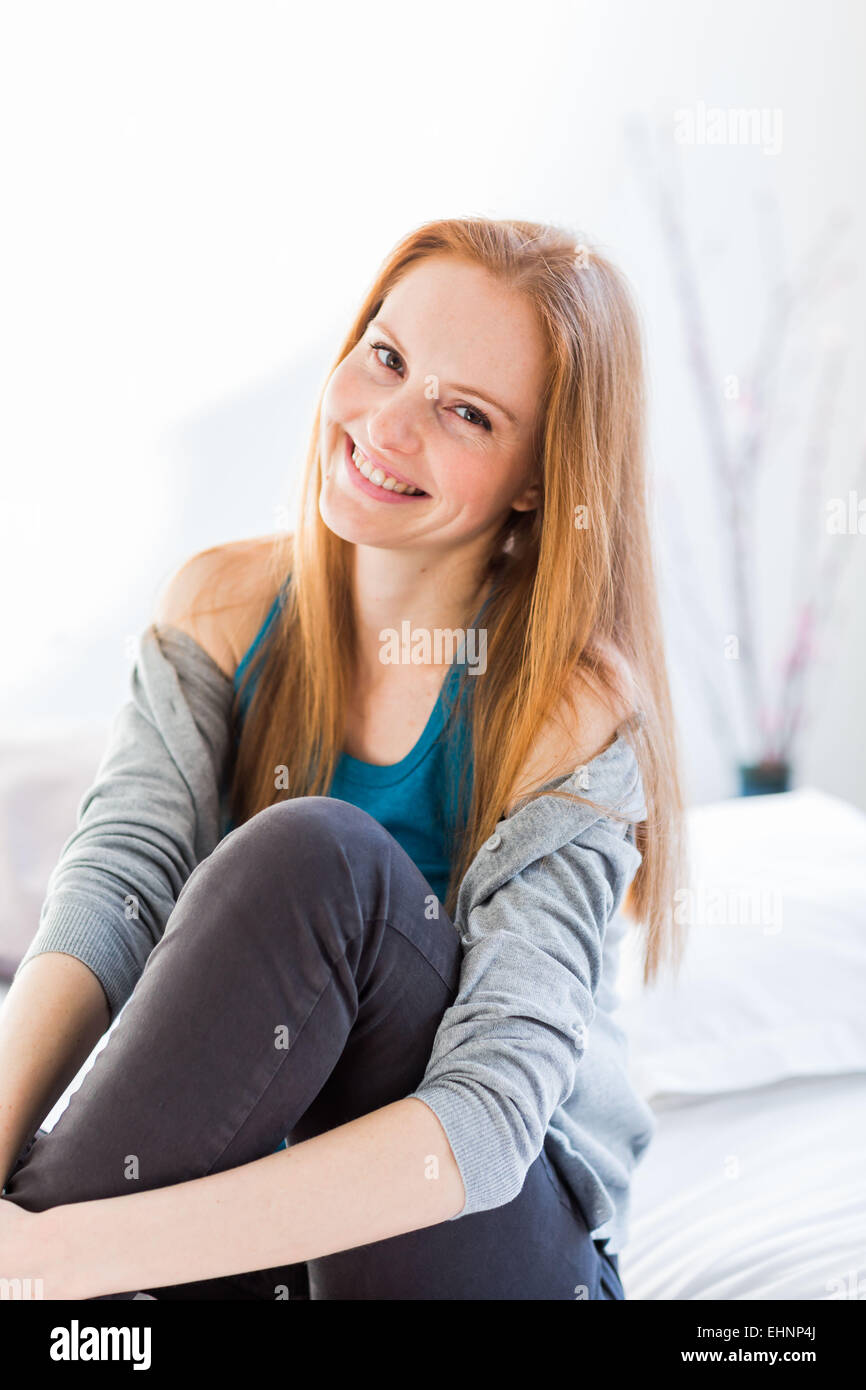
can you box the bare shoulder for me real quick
[567,635,637,755]
[504,638,636,815]
[153,532,290,679]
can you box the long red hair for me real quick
[219,217,687,985]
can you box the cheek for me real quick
[322,357,364,422]
[439,457,506,512]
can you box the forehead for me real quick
[375,256,548,429]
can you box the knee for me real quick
[209,795,390,882]
[164,797,390,957]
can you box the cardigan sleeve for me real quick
[13,624,235,1023]
[408,808,643,1218]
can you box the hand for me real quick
[0,1197,79,1300]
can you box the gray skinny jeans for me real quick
[3,796,624,1301]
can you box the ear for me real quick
[510,480,542,512]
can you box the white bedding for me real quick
[620,1073,866,1301]
[613,785,866,1300]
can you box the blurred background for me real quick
[1,0,864,804]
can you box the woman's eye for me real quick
[369,342,403,374]
[454,403,492,432]
[368,341,492,432]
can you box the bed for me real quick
[616,785,866,1301]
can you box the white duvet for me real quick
[620,1072,866,1300]
[615,785,866,1302]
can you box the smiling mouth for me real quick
[348,438,428,496]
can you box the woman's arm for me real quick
[14,553,239,1027]
[2,549,244,1189]
[0,954,110,1190]
[38,1097,464,1299]
[2,567,235,1190]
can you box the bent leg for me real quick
[3,795,615,1300]
[2,797,463,1298]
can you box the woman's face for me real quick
[318,255,548,557]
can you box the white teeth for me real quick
[351,443,423,495]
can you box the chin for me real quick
[318,477,372,547]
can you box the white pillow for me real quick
[617,787,866,1100]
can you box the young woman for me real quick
[0,217,685,1300]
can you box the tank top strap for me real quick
[233,573,291,691]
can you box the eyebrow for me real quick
[370,318,520,428]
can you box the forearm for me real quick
[0,954,110,1187]
[53,1097,465,1299]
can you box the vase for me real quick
[737,760,791,796]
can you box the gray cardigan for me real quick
[15,622,657,1255]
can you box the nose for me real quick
[365,388,425,457]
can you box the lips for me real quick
[348,435,428,495]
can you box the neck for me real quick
[350,543,493,681]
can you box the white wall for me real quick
[1,0,864,807]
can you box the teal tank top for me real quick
[220,575,493,1156]
[222,575,494,907]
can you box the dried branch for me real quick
[626,119,764,743]
[778,444,866,762]
[626,116,857,772]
